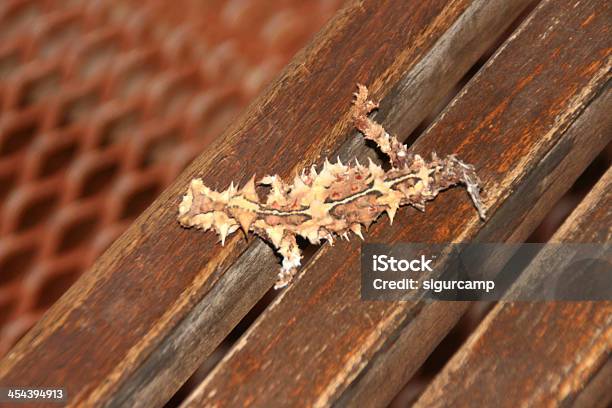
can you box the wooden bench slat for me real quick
[414,168,612,407]
[183,0,611,406]
[572,359,612,408]
[0,0,537,406]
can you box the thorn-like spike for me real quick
[234,209,257,235]
[417,166,431,189]
[386,206,397,225]
[367,158,384,179]
[218,223,230,246]
[266,226,285,247]
[219,186,232,203]
[310,165,318,178]
[350,223,364,240]
[240,175,259,201]
[372,177,388,193]
[323,158,332,172]
[213,212,234,245]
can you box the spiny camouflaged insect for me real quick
[178,85,486,288]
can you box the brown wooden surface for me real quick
[414,168,612,408]
[572,359,612,408]
[0,0,538,407]
[183,0,612,406]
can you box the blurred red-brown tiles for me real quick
[0,0,345,356]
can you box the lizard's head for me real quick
[178,178,241,245]
[178,177,264,245]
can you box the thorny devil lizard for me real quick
[178,85,487,288]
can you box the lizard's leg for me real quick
[351,84,410,168]
[274,233,302,289]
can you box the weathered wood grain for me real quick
[336,85,612,408]
[183,0,611,406]
[0,0,537,406]
[414,168,612,408]
[572,358,612,408]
